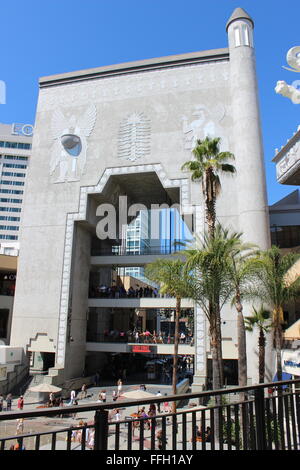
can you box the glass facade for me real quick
[0,146,30,243]
[0,141,31,149]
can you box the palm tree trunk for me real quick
[210,319,221,441]
[274,309,283,382]
[235,294,248,448]
[210,322,221,390]
[235,293,247,391]
[215,303,224,388]
[204,169,216,239]
[172,296,181,413]
[258,327,266,384]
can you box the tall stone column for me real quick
[227,8,272,383]
[227,8,270,249]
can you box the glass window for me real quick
[0,189,23,194]
[0,207,21,212]
[0,235,18,240]
[234,26,241,47]
[0,180,24,186]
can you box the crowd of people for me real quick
[102,328,194,345]
[0,393,13,412]
[89,284,163,299]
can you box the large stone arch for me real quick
[56,163,199,367]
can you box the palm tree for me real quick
[181,136,235,239]
[227,243,260,390]
[183,225,241,391]
[251,246,300,382]
[245,306,272,383]
[144,258,193,412]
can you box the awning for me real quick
[283,319,300,340]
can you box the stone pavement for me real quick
[0,382,214,450]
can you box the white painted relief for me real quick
[182,103,228,151]
[118,112,151,161]
[50,104,97,182]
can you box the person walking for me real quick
[6,393,12,411]
[114,409,121,421]
[16,418,24,434]
[81,383,87,399]
[156,429,168,450]
[156,391,162,413]
[117,379,123,397]
[49,392,55,406]
[70,389,76,405]
[17,396,24,411]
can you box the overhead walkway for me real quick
[91,252,185,267]
[88,297,194,308]
[86,341,195,355]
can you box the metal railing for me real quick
[91,246,184,257]
[0,379,299,451]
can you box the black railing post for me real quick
[254,387,266,450]
[94,409,109,451]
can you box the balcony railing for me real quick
[86,331,194,345]
[0,380,299,450]
[91,246,184,257]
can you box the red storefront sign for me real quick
[132,345,151,353]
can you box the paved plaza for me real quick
[1,382,207,450]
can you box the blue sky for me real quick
[1,0,299,204]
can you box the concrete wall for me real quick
[10,17,270,387]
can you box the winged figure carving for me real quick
[50,104,97,182]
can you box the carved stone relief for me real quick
[50,104,97,183]
[118,112,151,162]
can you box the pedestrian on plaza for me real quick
[114,409,121,421]
[70,389,76,405]
[112,390,117,402]
[12,439,26,451]
[100,390,106,402]
[6,393,12,411]
[156,390,162,413]
[17,396,24,411]
[16,418,24,434]
[88,428,95,449]
[156,429,168,450]
[163,394,171,413]
[148,403,156,416]
[81,383,87,398]
[0,393,3,412]
[49,392,55,406]
[117,379,123,397]
[205,426,212,442]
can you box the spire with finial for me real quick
[226,7,254,31]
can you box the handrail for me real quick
[0,378,299,422]
[1,379,299,451]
